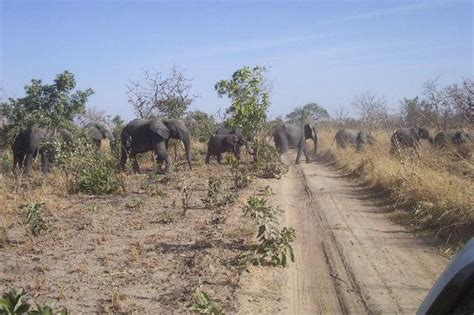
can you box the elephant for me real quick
[333,128,374,151]
[12,127,74,175]
[120,118,173,173]
[205,134,246,164]
[390,127,432,153]
[84,121,115,152]
[434,131,471,149]
[161,119,192,170]
[273,123,317,164]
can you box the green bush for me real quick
[0,287,67,315]
[58,137,121,195]
[0,287,30,314]
[0,152,13,174]
[20,203,49,237]
[239,196,296,267]
[226,155,251,189]
[252,140,288,179]
[188,291,223,314]
[75,153,121,195]
[202,176,238,209]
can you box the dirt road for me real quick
[272,154,449,314]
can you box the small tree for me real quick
[215,66,270,140]
[1,71,93,135]
[286,102,329,124]
[185,110,216,143]
[110,115,124,139]
[127,66,195,119]
[352,91,389,130]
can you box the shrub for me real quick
[21,203,49,237]
[202,176,239,209]
[0,287,67,315]
[0,287,30,314]
[58,137,122,195]
[0,152,13,174]
[252,140,288,179]
[226,155,251,189]
[239,196,296,267]
[202,176,222,209]
[188,291,223,314]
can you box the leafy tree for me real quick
[215,66,270,139]
[1,71,93,137]
[286,102,329,124]
[127,66,195,119]
[110,114,124,140]
[185,110,216,143]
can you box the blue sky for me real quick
[1,0,472,121]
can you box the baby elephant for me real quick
[434,131,471,149]
[206,134,246,164]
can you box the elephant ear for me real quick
[97,122,114,141]
[85,123,104,141]
[149,119,170,139]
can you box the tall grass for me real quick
[317,127,473,247]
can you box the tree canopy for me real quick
[285,102,329,124]
[215,66,270,138]
[1,71,93,133]
[127,66,195,119]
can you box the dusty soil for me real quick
[0,156,260,313]
[254,152,450,314]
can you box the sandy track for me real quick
[272,154,449,314]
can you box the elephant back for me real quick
[86,122,112,140]
[149,119,170,139]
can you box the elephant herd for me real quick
[331,126,471,155]
[2,117,251,176]
[3,118,471,176]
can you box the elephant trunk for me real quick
[182,133,193,170]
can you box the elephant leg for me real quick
[154,141,172,173]
[295,143,303,164]
[205,153,211,164]
[131,152,141,173]
[23,152,33,175]
[119,148,128,171]
[41,152,50,174]
[303,144,310,163]
[217,153,224,164]
[13,153,22,173]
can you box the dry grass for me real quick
[317,127,474,247]
[0,141,262,313]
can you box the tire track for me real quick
[272,154,449,314]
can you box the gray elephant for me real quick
[333,128,374,151]
[120,118,173,173]
[12,127,74,175]
[390,127,432,153]
[273,123,317,164]
[84,121,115,151]
[206,134,246,164]
[162,119,192,170]
[434,131,471,149]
